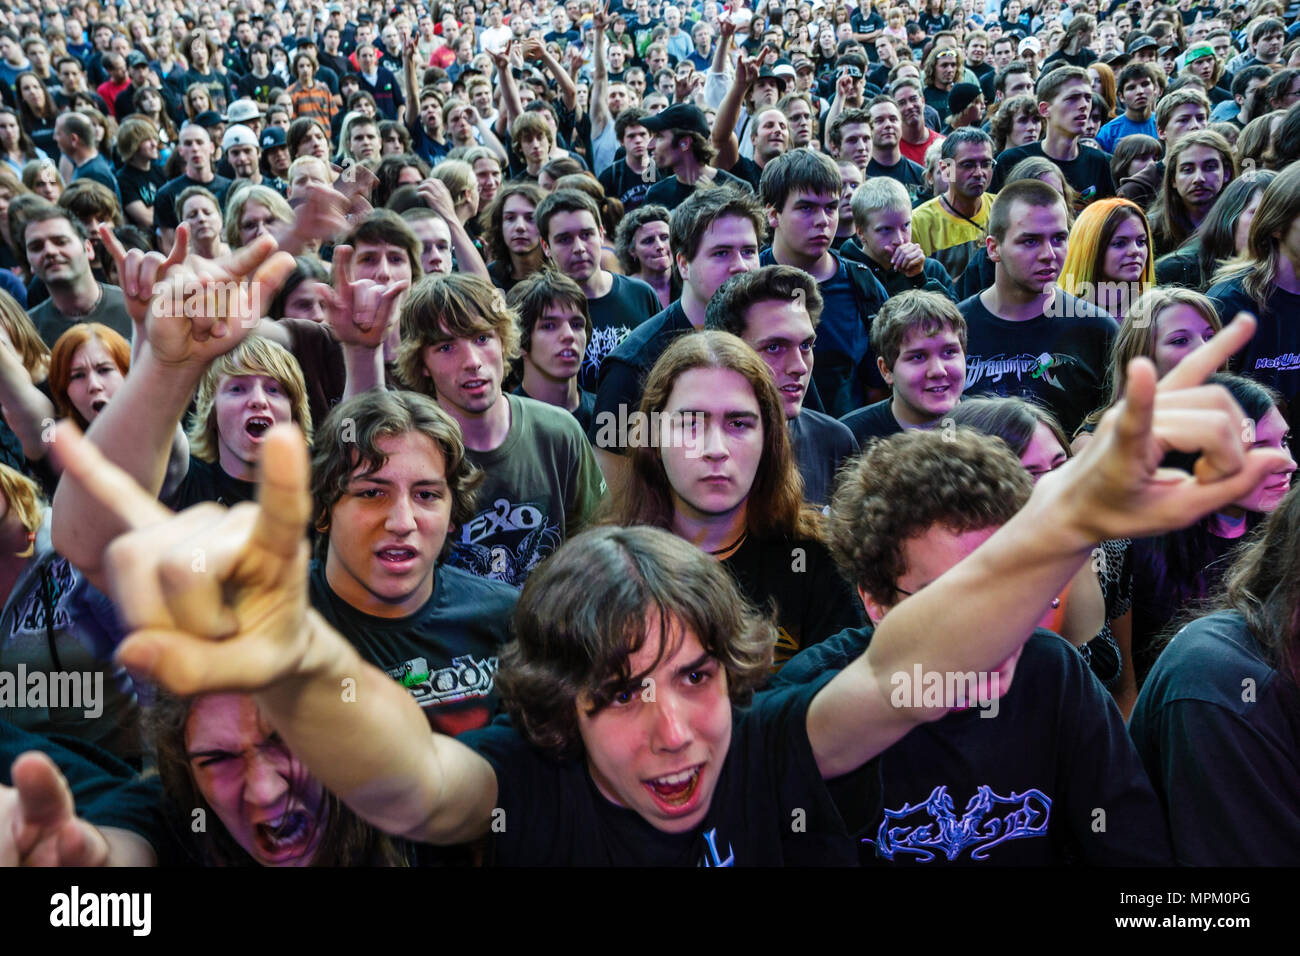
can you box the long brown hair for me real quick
[608,330,822,540]
[1211,161,1300,310]
[146,692,409,866]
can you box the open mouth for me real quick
[245,415,273,438]
[90,398,108,413]
[377,546,418,568]
[644,765,702,810]
[254,808,313,857]
[556,348,580,362]
[462,378,489,393]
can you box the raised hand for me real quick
[1047,313,1293,545]
[51,421,315,696]
[272,182,352,254]
[718,12,738,40]
[737,47,773,88]
[592,0,610,32]
[1,752,113,867]
[145,234,296,370]
[99,222,189,328]
[890,241,927,277]
[487,39,514,74]
[417,177,461,223]
[522,36,546,62]
[323,245,410,350]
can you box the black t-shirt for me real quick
[923,85,951,119]
[725,155,764,192]
[237,72,277,102]
[154,173,235,231]
[0,720,164,847]
[182,68,231,111]
[590,300,696,451]
[1129,610,1300,865]
[597,158,658,213]
[866,155,926,199]
[1208,275,1300,433]
[514,384,597,433]
[775,627,1175,865]
[840,398,904,446]
[164,455,256,510]
[788,409,859,507]
[117,161,168,212]
[309,560,516,736]
[581,272,661,393]
[724,534,863,669]
[458,671,868,865]
[642,168,752,212]
[992,141,1116,208]
[959,290,1118,436]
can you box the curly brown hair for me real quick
[496,525,775,760]
[827,428,1031,605]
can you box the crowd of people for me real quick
[0,0,1298,869]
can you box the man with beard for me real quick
[642,104,751,212]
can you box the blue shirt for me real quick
[1094,113,1157,154]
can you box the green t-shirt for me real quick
[448,394,607,587]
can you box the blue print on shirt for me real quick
[867,784,1051,862]
[699,829,735,867]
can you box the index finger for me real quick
[1158,311,1252,393]
[48,421,173,532]
[97,222,128,270]
[249,424,312,561]
[221,233,279,280]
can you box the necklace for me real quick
[707,529,749,557]
[941,194,987,234]
[61,282,103,319]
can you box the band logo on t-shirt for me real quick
[449,497,564,587]
[1254,352,1300,372]
[965,352,1078,391]
[866,784,1052,862]
[699,828,735,867]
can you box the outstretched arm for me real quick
[1,751,156,867]
[589,3,612,139]
[52,423,499,846]
[805,315,1293,778]
[402,33,422,136]
[0,339,54,461]
[526,37,577,112]
[52,225,295,591]
[713,48,768,172]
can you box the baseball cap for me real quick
[1127,35,1158,54]
[1018,36,1041,55]
[640,103,711,137]
[260,125,288,150]
[226,99,263,124]
[126,51,148,68]
[193,110,225,129]
[222,124,259,151]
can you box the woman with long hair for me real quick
[1044,13,1096,69]
[373,153,430,210]
[1236,109,1285,172]
[1059,198,1154,321]
[1156,172,1276,290]
[1110,134,1162,186]
[428,158,480,226]
[184,82,214,121]
[223,183,294,251]
[115,115,167,232]
[615,204,679,309]
[132,84,179,153]
[177,186,231,260]
[604,330,861,668]
[1129,481,1300,864]
[1148,129,1236,257]
[0,107,45,175]
[0,296,53,469]
[14,72,58,144]
[1129,373,1295,689]
[1088,61,1117,117]
[990,94,1042,156]
[148,692,412,866]
[0,168,30,272]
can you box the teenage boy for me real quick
[396,274,606,588]
[593,187,766,493]
[842,177,957,300]
[642,104,751,212]
[1095,62,1160,154]
[840,290,966,444]
[154,123,234,252]
[827,108,871,173]
[911,127,996,281]
[774,428,1176,865]
[535,189,660,393]
[404,37,452,165]
[705,265,859,507]
[597,107,660,213]
[65,300,1280,866]
[759,149,890,417]
[959,179,1117,437]
[991,66,1116,207]
[507,271,598,431]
